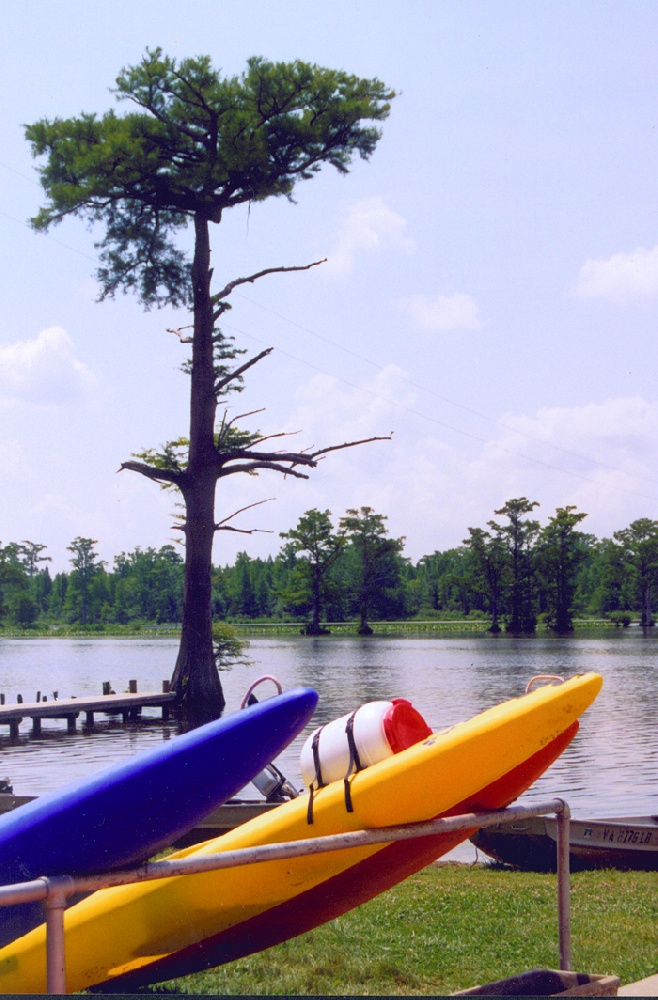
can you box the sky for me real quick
[2,1,658,573]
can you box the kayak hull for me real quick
[0,673,602,994]
[0,687,318,946]
[108,721,580,990]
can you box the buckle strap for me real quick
[306,726,326,825]
[343,710,363,814]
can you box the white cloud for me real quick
[468,397,658,535]
[396,291,483,331]
[0,327,96,405]
[282,389,658,559]
[290,364,414,445]
[325,197,414,275]
[575,245,658,299]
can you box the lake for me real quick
[0,633,655,862]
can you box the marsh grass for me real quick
[136,863,658,995]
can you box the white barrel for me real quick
[300,698,431,789]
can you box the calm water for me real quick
[0,634,656,862]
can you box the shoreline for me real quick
[0,619,646,640]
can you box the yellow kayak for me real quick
[0,672,602,993]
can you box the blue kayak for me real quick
[0,685,317,945]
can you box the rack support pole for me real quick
[555,800,572,971]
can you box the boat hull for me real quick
[472,813,658,871]
[0,672,602,994]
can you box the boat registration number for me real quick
[592,827,656,846]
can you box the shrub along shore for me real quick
[137,863,657,996]
[0,617,636,639]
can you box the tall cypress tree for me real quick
[26,50,393,716]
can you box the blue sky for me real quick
[2,1,658,572]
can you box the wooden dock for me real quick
[0,683,177,738]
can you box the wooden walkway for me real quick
[0,684,177,738]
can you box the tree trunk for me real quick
[358,578,373,635]
[171,474,225,717]
[642,583,653,628]
[170,215,226,719]
[305,567,329,636]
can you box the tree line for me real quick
[2,500,658,634]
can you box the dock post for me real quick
[129,680,138,694]
[9,720,20,739]
[85,711,94,727]
[66,715,77,734]
[32,718,42,737]
[162,680,171,720]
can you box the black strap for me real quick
[306,713,366,822]
[306,726,327,825]
[312,727,326,790]
[343,710,364,814]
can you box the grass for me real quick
[135,863,658,995]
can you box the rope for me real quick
[525,675,565,694]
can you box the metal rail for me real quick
[0,797,571,994]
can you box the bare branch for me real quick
[309,435,392,460]
[118,460,185,487]
[222,448,318,467]
[213,259,327,303]
[167,325,194,344]
[215,348,273,394]
[221,437,390,470]
[214,497,275,529]
[216,525,275,535]
[250,429,302,447]
[218,461,312,480]
[233,408,267,422]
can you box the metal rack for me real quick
[0,797,571,994]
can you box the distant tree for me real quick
[11,593,39,628]
[27,49,393,717]
[613,518,658,627]
[580,538,629,617]
[463,527,508,632]
[339,506,405,634]
[18,541,52,578]
[48,572,68,619]
[224,552,261,619]
[30,566,53,618]
[280,509,345,634]
[488,498,540,632]
[66,537,105,625]
[536,506,589,632]
[413,549,471,615]
[0,543,29,624]
[111,545,184,623]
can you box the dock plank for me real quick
[0,691,177,727]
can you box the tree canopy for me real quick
[26,49,395,307]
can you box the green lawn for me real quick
[137,863,658,995]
